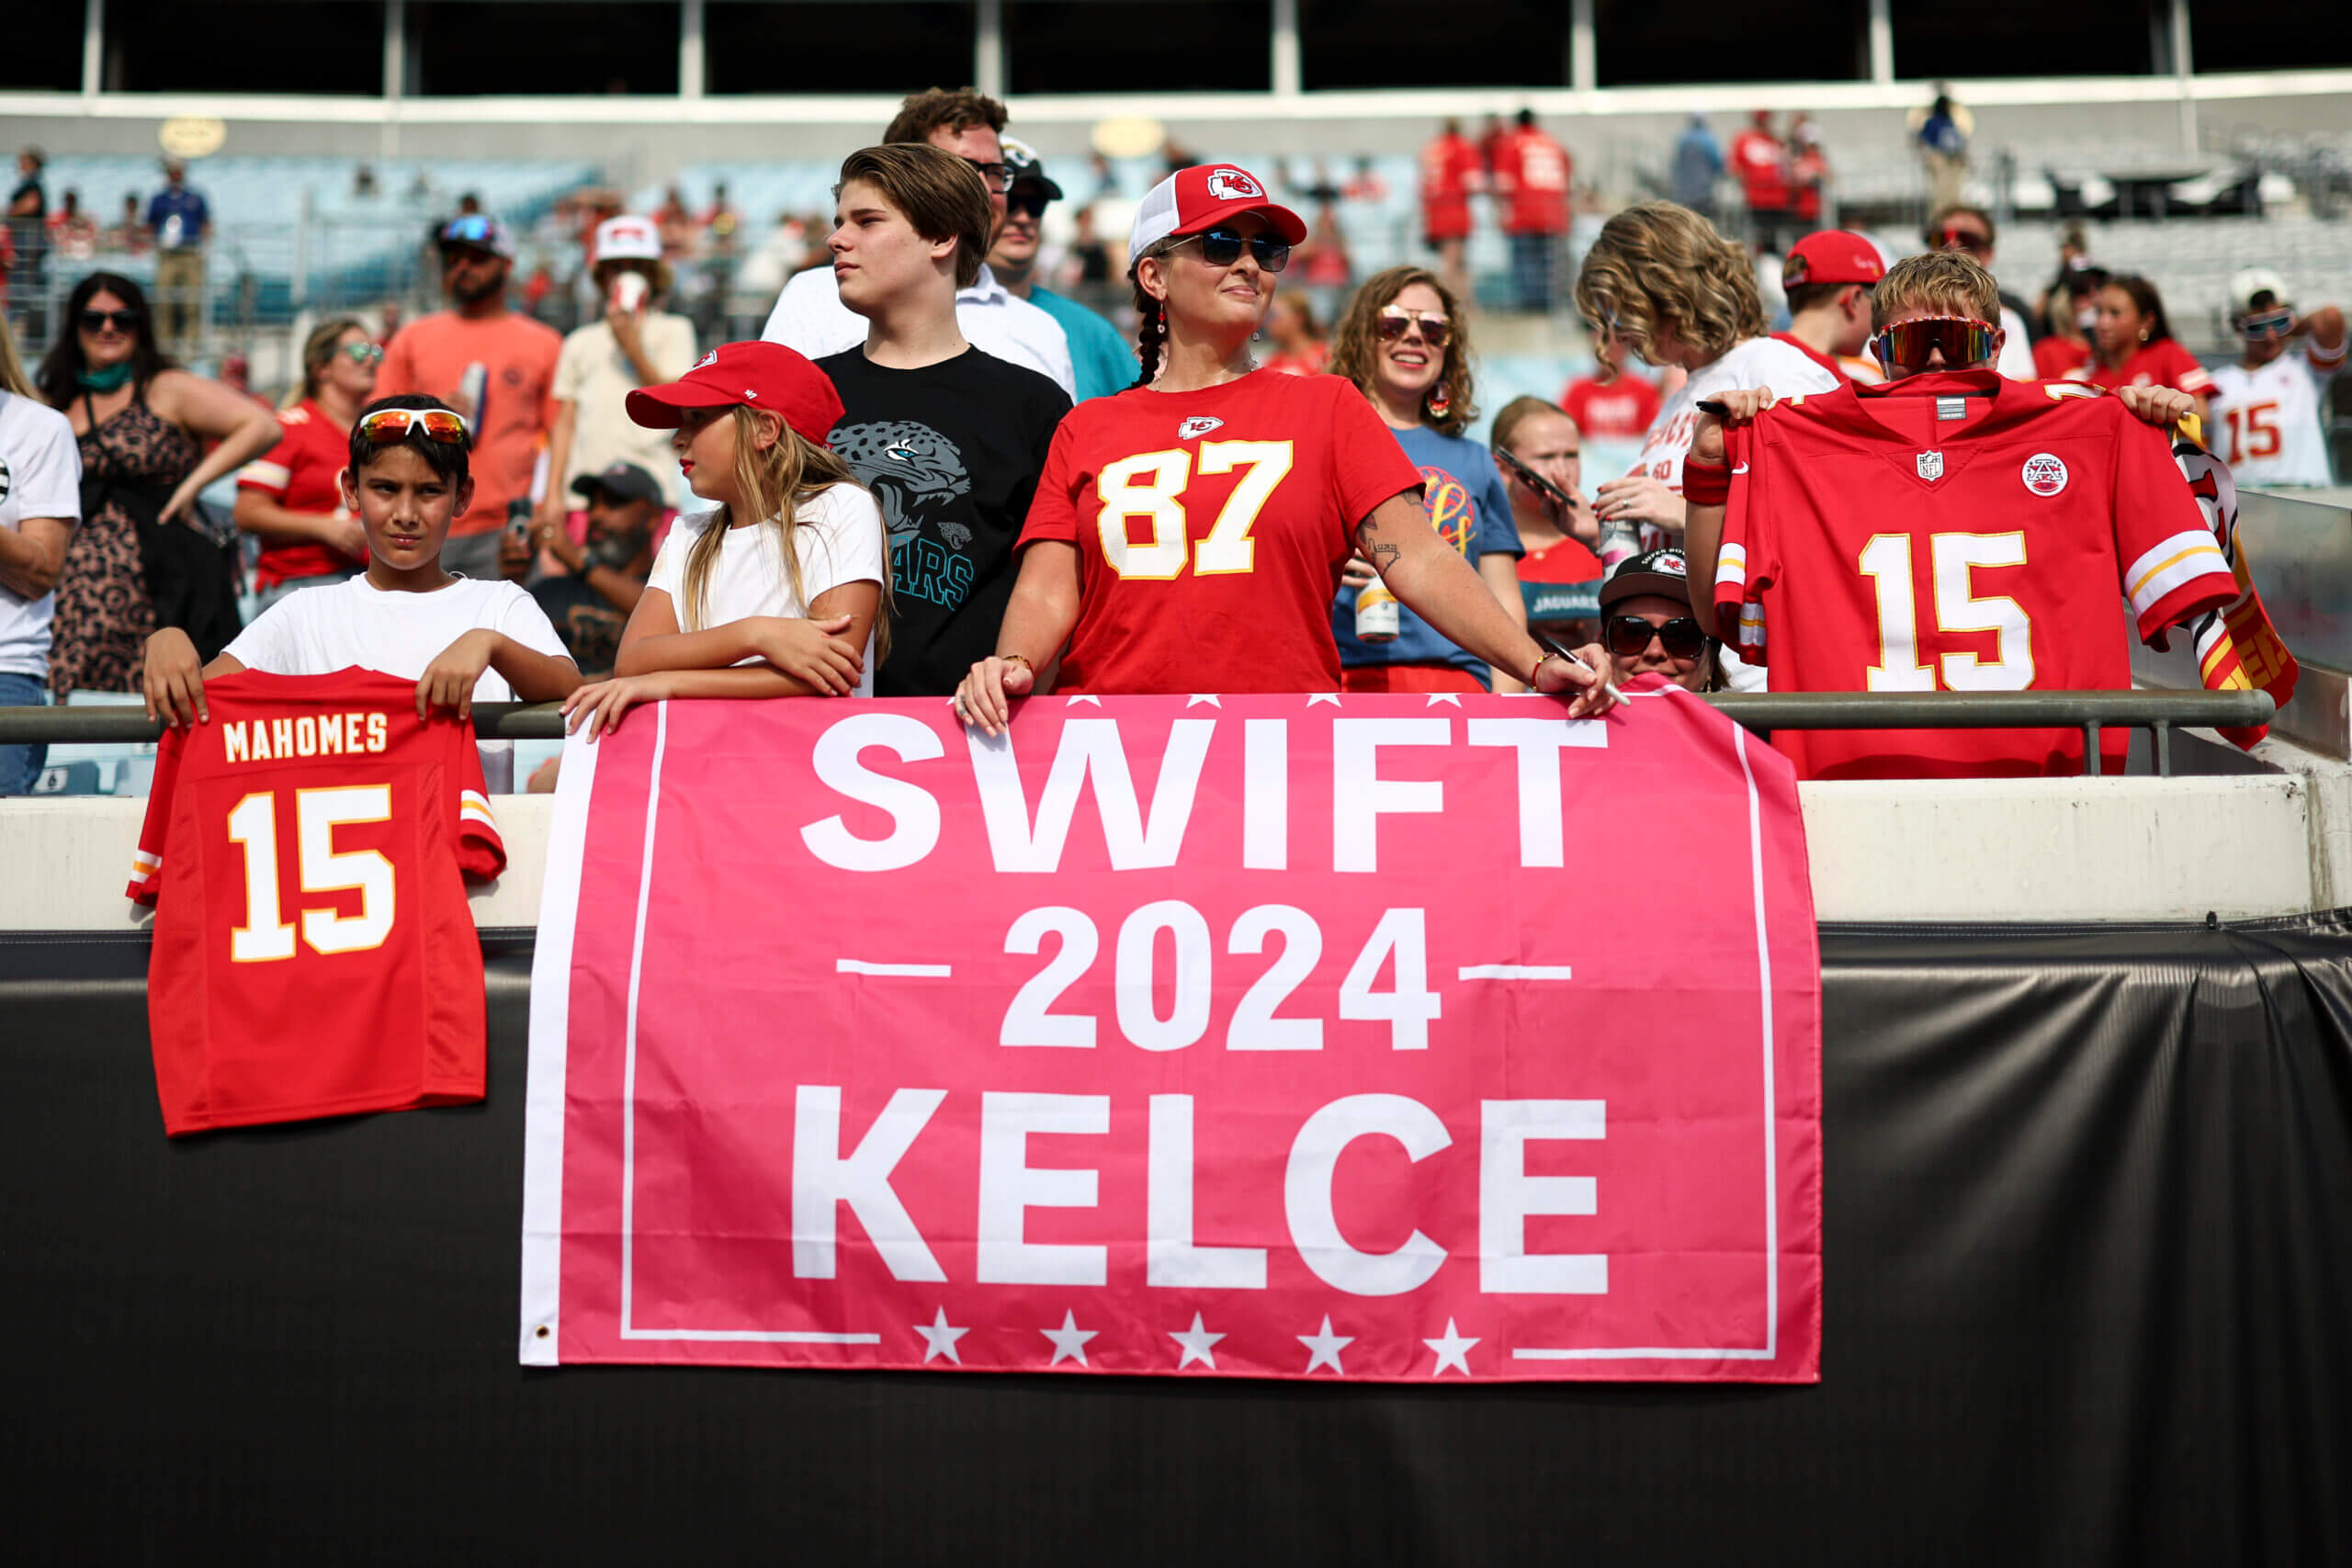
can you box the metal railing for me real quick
[0,690,2276,780]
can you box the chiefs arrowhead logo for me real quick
[1917,451,1944,481]
[1178,415,1225,441]
[1204,168,1263,202]
[690,349,718,371]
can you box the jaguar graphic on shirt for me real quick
[829,418,976,608]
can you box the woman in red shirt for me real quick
[233,316,380,608]
[2089,274,2211,426]
[953,164,1612,733]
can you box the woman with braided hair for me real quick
[954,164,1614,731]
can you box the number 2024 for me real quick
[1002,903,1440,1052]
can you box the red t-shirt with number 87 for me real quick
[1017,369,1423,695]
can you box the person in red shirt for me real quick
[1259,293,1329,378]
[1491,395,1604,643]
[1682,251,2233,780]
[1419,118,1484,300]
[1489,110,1573,313]
[2090,273,2212,427]
[952,164,1613,731]
[234,316,382,609]
[1789,118,1828,227]
[1731,111,1795,253]
[1559,365,1663,444]
[2032,268,2102,381]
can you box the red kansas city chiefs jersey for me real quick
[1715,371,2237,779]
[129,671,505,1135]
[1018,368,1421,694]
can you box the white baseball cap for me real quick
[593,215,663,266]
[1128,164,1306,268]
[2228,267,2292,319]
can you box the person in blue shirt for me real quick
[1669,115,1724,218]
[145,161,211,354]
[1327,265,1529,693]
[986,138,1137,401]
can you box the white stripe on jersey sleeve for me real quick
[237,459,291,491]
[2124,529,2231,620]
[1713,541,1748,593]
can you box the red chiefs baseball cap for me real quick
[1128,164,1307,267]
[626,341,844,446]
[1781,230,1887,288]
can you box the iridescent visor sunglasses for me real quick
[1872,315,1996,370]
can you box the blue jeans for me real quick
[1509,231,1559,313]
[0,670,49,795]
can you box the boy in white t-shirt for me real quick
[558,340,888,739]
[141,395,582,791]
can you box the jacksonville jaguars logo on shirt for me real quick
[829,420,976,609]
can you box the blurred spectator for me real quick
[1669,115,1724,219]
[1343,157,1389,204]
[1775,230,1884,383]
[146,160,211,353]
[539,214,697,543]
[516,460,660,676]
[2089,273,2212,426]
[1419,118,1483,299]
[1261,293,1329,377]
[1909,84,1972,212]
[1790,119,1830,229]
[2038,224,2092,329]
[1477,114,1510,175]
[7,149,47,338]
[107,194,148,255]
[456,192,483,217]
[215,352,264,407]
[38,272,280,692]
[1923,205,2037,378]
[762,87,1075,397]
[1327,265,1529,694]
[0,312,80,795]
[702,183,741,256]
[1559,360,1662,446]
[1599,547,1712,692]
[1731,111,1794,253]
[2208,268,2346,487]
[2033,268,2103,380]
[1490,395,1602,637]
[987,139,1136,402]
[353,164,379,200]
[1296,200,1355,324]
[1066,205,1115,297]
[1491,109,1572,313]
[233,317,379,610]
[47,190,98,262]
[376,215,563,580]
[656,186,696,258]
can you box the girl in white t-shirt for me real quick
[560,341,889,739]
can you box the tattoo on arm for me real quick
[1354,514,1400,570]
[1369,542,1399,570]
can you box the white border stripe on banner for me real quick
[517,720,605,1365]
[1510,689,1780,1363]
[617,703,671,1339]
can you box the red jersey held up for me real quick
[237,399,364,590]
[130,670,506,1135]
[1017,369,1423,695]
[1419,131,1483,242]
[1713,371,2237,780]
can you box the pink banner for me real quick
[520,688,1821,1382]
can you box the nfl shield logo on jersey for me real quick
[2022,453,2069,496]
[1917,451,1944,481]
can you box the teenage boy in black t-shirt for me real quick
[816,142,1070,696]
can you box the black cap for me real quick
[571,460,663,507]
[1598,547,1694,614]
[1001,136,1064,202]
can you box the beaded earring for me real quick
[1426,382,1452,420]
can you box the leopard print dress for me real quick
[50,397,198,695]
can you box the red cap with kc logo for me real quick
[1128,164,1307,267]
[1781,230,1887,288]
[626,341,844,446]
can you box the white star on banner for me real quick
[1064,695,1102,707]
[1306,693,1342,706]
[1186,694,1223,707]
[1423,694,1463,706]
[1169,1312,1225,1371]
[912,1306,969,1365]
[1297,1314,1353,1374]
[1041,1309,1098,1367]
[1423,1318,1478,1377]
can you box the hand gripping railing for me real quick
[0,690,2277,779]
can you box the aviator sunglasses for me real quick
[1376,309,1452,349]
[1871,315,1996,370]
[1605,615,1706,661]
[1176,229,1291,273]
[356,407,471,446]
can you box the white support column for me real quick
[1272,0,1301,100]
[976,0,1005,101]
[2170,0,2198,151]
[1569,0,1596,94]
[681,0,705,103]
[1868,0,1894,85]
[381,0,405,159]
[82,0,105,97]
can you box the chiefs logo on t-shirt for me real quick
[1205,168,1264,201]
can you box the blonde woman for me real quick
[560,341,889,739]
[1326,265,1530,694]
[233,315,380,608]
[0,312,82,794]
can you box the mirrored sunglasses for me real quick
[1872,316,1996,370]
[357,407,470,446]
[1376,310,1453,349]
[339,341,386,366]
[1179,229,1291,273]
[2238,309,2295,339]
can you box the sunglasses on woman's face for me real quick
[1376,310,1452,349]
[80,309,139,333]
[1605,614,1705,660]
[1178,229,1291,274]
[338,341,386,366]
[356,407,470,446]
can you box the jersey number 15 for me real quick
[1858,531,2036,691]
[226,785,397,962]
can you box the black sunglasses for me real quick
[1178,229,1291,273]
[1605,615,1705,660]
[1006,191,1050,220]
[961,158,1013,194]
[80,309,140,333]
